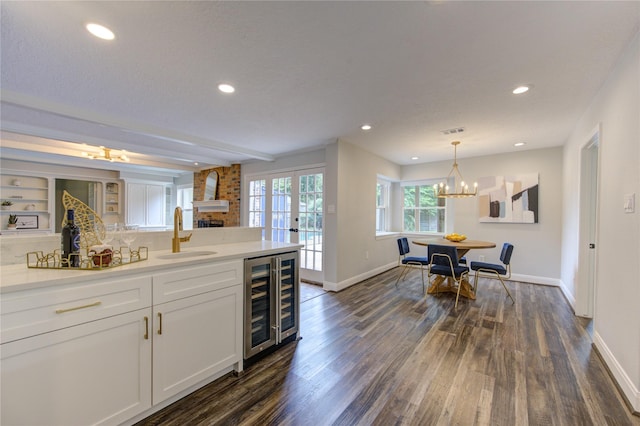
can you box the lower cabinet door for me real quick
[0,309,152,426]
[152,285,242,405]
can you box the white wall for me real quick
[561,31,640,410]
[324,140,402,290]
[402,147,564,283]
[241,148,326,176]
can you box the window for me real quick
[248,179,266,238]
[376,179,389,232]
[402,182,446,233]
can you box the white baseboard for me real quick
[510,273,561,287]
[323,262,397,292]
[324,269,563,294]
[557,279,576,312]
[593,331,640,412]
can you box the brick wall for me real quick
[193,164,241,227]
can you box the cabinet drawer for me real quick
[1,275,152,344]
[153,260,243,305]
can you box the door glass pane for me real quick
[298,173,323,272]
[271,177,292,243]
[248,179,266,239]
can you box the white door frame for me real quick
[244,167,325,283]
[576,126,600,318]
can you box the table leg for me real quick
[427,275,476,300]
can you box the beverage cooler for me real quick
[244,251,299,359]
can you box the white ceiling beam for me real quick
[1,90,275,162]
[0,124,232,168]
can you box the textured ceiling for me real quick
[1,1,639,172]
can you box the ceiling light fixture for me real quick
[218,84,235,94]
[81,146,130,162]
[411,156,419,160]
[434,141,477,198]
[512,85,530,95]
[514,142,526,147]
[360,124,372,131]
[86,23,115,40]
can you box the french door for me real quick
[246,168,324,283]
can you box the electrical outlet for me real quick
[479,255,485,262]
[365,251,369,260]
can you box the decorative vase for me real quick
[7,224,17,229]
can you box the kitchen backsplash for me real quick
[0,226,261,266]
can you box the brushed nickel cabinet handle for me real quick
[55,301,101,314]
[144,316,149,340]
[157,312,162,335]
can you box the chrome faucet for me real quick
[172,207,192,253]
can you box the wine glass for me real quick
[121,224,139,260]
[104,223,120,247]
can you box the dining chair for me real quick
[395,237,429,294]
[470,243,515,304]
[427,244,470,308]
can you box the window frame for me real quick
[401,179,448,234]
[376,178,390,233]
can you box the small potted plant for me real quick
[7,214,18,229]
[1,200,13,210]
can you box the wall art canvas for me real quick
[478,173,539,223]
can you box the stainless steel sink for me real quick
[156,250,217,259]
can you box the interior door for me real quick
[577,133,599,318]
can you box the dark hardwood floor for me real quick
[137,269,639,425]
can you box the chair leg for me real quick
[498,275,515,304]
[396,264,414,288]
[475,268,515,304]
[454,273,467,308]
[395,265,407,288]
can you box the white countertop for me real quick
[0,240,302,293]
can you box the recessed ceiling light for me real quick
[361,124,372,131]
[86,23,115,40]
[514,142,526,147]
[194,162,199,166]
[512,85,530,95]
[411,156,419,160]
[218,84,235,94]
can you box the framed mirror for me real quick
[204,170,218,201]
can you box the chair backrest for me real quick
[428,244,460,267]
[397,237,411,256]
[500,243,514,265]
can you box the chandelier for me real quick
[81,146,130,162]
[434,141,477,198]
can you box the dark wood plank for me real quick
[135,270,640,426]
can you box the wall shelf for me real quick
[193,200,229,212]
[1,174,51,232]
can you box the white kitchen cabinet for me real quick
[1,258,244,425]
[1,308,153,426]
[151,260,244,405]
[0,275,153,426]
[152,285,242,404]
[126,182,165,227]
